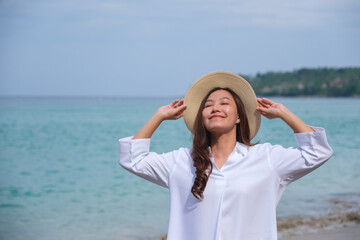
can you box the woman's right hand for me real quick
[133,99,187,139]
[156,99,187,121]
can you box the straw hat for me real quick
[183,71,261,140]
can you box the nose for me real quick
[211,103,220,113]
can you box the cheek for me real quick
[224,106,237,115]
[226,108,239,121]
[202,108,210,117]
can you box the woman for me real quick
[118,71,333,240]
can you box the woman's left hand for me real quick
[256,98,286,119]
[256,98,314,133]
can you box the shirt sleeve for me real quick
[267,126,333,185]
[118,136,181,188]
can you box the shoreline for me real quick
[284,224,360,240]
[277,195,360,239]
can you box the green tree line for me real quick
[241,67,360,97]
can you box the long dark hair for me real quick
[191,87,256,200]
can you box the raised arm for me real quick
[133,99,187,139]
[256,98,314,133]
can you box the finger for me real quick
[257,99,268,108]
[257,98,264,103]
[176,112,184,119]
[175,99,184,108]
[173,107,186,119]
[257,101,266,108]
[170,99,180,107]
[256,106,270,113]
[262,98,274,105]
[261,101,271,108]
[173,104,187,115]
[256,108,269,117]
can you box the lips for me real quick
[210,115,223,119]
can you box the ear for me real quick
[236,116,240,124]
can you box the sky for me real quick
[1,0,359,97]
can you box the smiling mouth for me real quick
[210,115,223,119]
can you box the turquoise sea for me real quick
[0,97,359,240]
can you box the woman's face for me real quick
[202,89,240,135]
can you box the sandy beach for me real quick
[277,196,360,240]
[285,225,360,240]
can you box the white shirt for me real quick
[118,127,333,240]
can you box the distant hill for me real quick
[241,67,360,97]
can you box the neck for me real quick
[210,129,237,159]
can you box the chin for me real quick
[206,127,235,135]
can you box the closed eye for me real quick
[220,101,230,105]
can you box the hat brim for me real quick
[183,71,261,140]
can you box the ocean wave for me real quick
[0,203,24,209]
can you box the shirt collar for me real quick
[235,141,248,156]
[207,141,248,157]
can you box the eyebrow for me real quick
[206,97,231,102]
